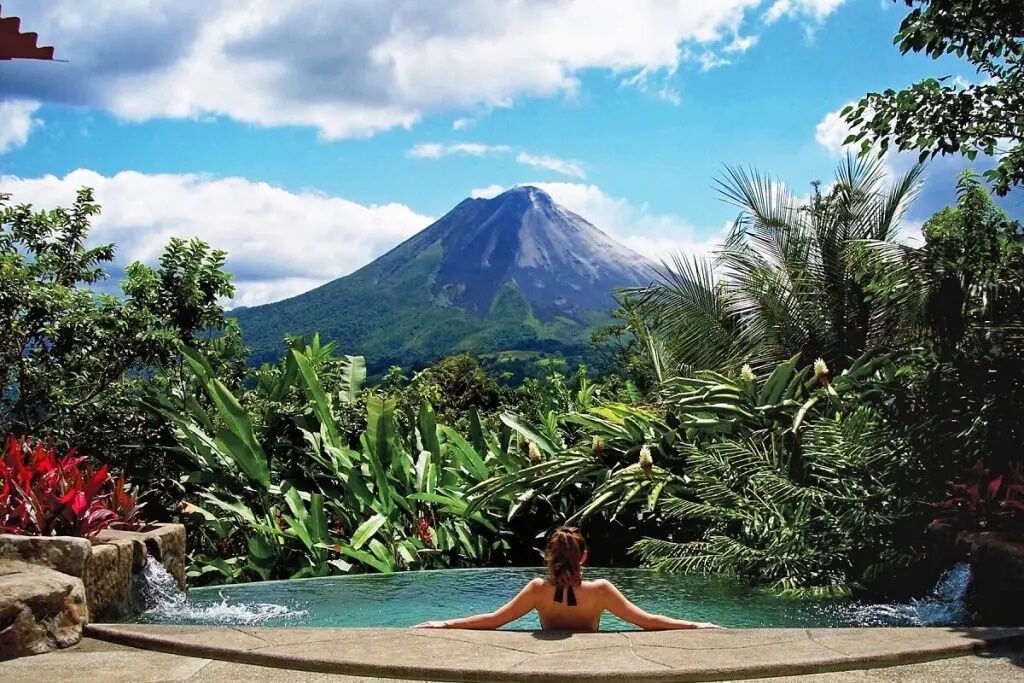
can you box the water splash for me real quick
[828,563,972,627]
[133,561,306,626]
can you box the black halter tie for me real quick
[553,583,577,607]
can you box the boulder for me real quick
[0,560,87,659]
[0,523,188,638]
[0,535,91,577]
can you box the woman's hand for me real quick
[412,620,448,628]
[694,622,723,629]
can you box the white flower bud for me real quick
[638,445,653,472]
[813,358,829,380]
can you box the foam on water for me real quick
[133,562,305,626]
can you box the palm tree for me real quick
[624,155,926,376]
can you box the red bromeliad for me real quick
[0,436,142,537]
[933,460,1024,532]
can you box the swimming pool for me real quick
[134,564,972,630]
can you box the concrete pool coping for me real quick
[85,624,1024,682]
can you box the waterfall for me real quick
[907,562,972,625]
[131,560,185,612]
[131,561,304,625]
[831,563,973,626]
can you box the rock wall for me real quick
[965,532,1024,625]
[0,523,186,659]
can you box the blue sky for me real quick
[1,0,1020,305]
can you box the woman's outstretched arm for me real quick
[596,579,721,630]
[413,578,542,630]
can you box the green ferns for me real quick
[632,407,919,597]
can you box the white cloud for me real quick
[0,169,431,306]
[407,143,445,159]
[472,181,723,262]
[452,118,472,131]
[726,35,759,53]
[815,102,857,156]
[764,0,845,25]
[688,34,758,72]
[411,142,585,177]
[2,0,846,139]
[697,52,731,71]
[407,142,510,159]
[470,185,508,200]
[0,100,42,153]
[620,68,684,102]
[815,101,916,183]
[514,152,586,179]
[655,85,683,106]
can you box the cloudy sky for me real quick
[1,0,1020,306]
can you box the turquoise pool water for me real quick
[135,564,971,630]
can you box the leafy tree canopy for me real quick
[917,170,1024,355]
[0,188,239,455]
[844,0,1024,195]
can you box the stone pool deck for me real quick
[4,637,1024,683]
[75,624,1024,682]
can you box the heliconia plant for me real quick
[0,436,143,537]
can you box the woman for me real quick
[414,526,721,631]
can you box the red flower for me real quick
[416,516,434,545]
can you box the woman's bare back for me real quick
[534,578,605,631]
[413,576,720,631]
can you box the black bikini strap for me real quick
[553,583,577,607]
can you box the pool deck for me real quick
[4,637,1024,682]
[80,624,1024,682]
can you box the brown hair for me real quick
[546,526,587,588]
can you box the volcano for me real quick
[232,186,656,371]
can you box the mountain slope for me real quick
[232,186,656,371]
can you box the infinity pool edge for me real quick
[84,624,1024,682]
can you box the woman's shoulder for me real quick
[528,577,613,592]
[526,577,549,591]
[582,578,615,592]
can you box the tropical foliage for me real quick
[933,460,1024,533]
[1,436,141,537]
[884,171,1024,483]
[844,0,1024,196]
[0,189,241,513]
[144,337,535,582]
[470,351,927,595]
[1,132,1020,599]
[619,156,924,379]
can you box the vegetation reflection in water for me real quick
[136,565,971,630]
